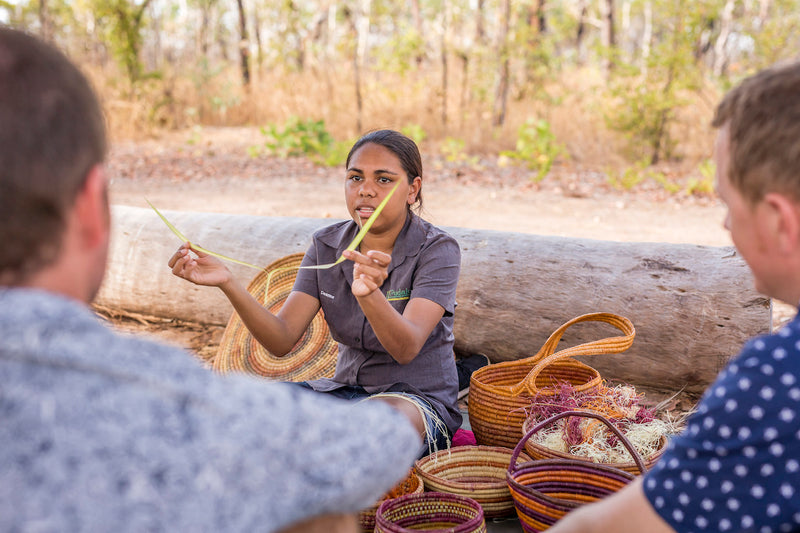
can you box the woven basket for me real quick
[212,253,338,381]
[359,469,425,533]
[507,410,645,532]
[468,312,635,448]
[521,415,668,475]
[414,445,532,519]
[374,492,487,533]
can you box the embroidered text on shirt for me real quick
[387,288,411,301]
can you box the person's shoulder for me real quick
[745,312,800,352]
[312,219,351,238]
[410,215,457,244]
[311,219,354,247]
[413,216,460,256]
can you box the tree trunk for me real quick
[600,0,616,75]
[475,0,485,42]
[98,207,770,394]
[235,0,250,87]
[491,0,511,128]
[410,0,424,65]
[344,3,368,133]
[252,5,263,73]
[575,0,588,64]
[198,2,210,57]
[39,0,52,42]
[441,0,450,131]
[713,0,735,77]
[532,0,546,34]
[458,51,469,128]
[641,0,652,72]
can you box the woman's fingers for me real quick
[343,249,390,268]
[365,249,391,266]
[167,242,192,268]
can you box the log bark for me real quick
[97,206,770,394]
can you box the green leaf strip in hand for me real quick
[147,180,400,295]
[146,199,266,271]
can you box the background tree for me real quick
[4,0,798,189]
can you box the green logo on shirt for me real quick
[386,288,411,301]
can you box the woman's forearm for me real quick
[219,278,310,356]
[356,293,440,364]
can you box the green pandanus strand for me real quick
[147,180,401,293]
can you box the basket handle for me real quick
[509,313,635,397]
[508,410,647,476]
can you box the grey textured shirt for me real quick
[0,288,420,532]
[293,214,462,435]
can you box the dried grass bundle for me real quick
[524,381,681,463]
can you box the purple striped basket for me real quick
[506,410,646,532]
[374,491,487,533]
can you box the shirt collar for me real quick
[318,212,426,279]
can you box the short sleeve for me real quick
[408,234,460,316]
[292,240,321,299]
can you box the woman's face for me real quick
[345,142,420,237]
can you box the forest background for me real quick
[3,0,800,194]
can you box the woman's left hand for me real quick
[343,249,391,298]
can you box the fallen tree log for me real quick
[97,205,770,393]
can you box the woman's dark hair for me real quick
[345,129,423,212]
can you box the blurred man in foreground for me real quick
[0,27,420,533]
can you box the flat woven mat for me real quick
[213,252,338,381]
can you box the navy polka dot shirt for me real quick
[643,314,800,532]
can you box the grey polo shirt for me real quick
[293,213,463,435]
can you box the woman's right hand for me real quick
[168,242,232,287]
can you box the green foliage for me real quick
[259,117,333,158]
[441,137,479,166]
[375,27,426,76]
[685,158,716,196]
[607,159,689,195]
[317,139,355,168]
[607,159,648,190]
[650,170,682,194]
[737,0,800,74]
[400,124,427,146]
[604,1,707,165]
[92,0,144,85]
[253,117,350,167]
[500,119,565,182]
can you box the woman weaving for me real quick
[168,130,462,455]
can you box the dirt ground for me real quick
[100,126,795,412]
[107,127,732,246]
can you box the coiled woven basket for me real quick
[359,469,425,533]
[468,312,635,449]
[414,445,532,519]
[374,492,487,533]
[507,410,645,532]
[212,253,338,381]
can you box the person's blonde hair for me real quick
[712,61,800,205]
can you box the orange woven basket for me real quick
[468,313,635,449]
[213,253,338,381]
[359,469,425,533]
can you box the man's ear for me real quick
[763,192,800,255]
[73,165,110,249]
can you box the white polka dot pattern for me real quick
[642,318,800,532]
